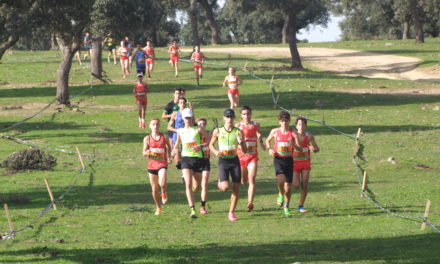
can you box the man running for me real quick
[162,88,185,145]
[83,32,92,60]
[192,118,211,214]
[124,36,133,70]
[190,45,205,88]
[103,31,117,64]
[265,111,303,217]
[209,109,246,221]
[235,105,265,212]
[172,108,208,218]
[133,73,150,128]
[292,117,320,213]
[143,118,172,215]
[223,67,242,109]
[118,41,130,78]
[134,44,146,76]
[168,39,180,77]
[144,40,155,80]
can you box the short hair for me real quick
[175,87,185,93]
[295,116,307,125]
[197,118,207,124]
[278,111,290,121]
[241,105,252,113]
[150,118,160,124]
[178,97,187,103]
[229,67,236,72]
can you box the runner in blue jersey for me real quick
[133,45,146,76]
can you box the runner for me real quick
[124,36,133,70]
[209,109,246,221]
[168,39,180,77]
[144,40,155,80]
[133,73,150,128]
[103,31,117,64]
[162,88,185,146]
[167,97,188,169]
[292,117,320,213]
[235,105,266,212]
[83,32,92,60]
[171,108,208,218]
[190,45,205,88]
[117,41,130,78]
[223,67,242,109]
[192,118,211,214]
[133,44,146,76]
[143,118,172,215]
[75,50,82,65]
[265,111,303,217]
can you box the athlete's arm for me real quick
[256,123,266,151]
[164,134,173,163]
[167,112,177,133]
[237,129,247,153]
[266,129,276,156]
[190,52,195,61]
[133,85,137,97]
[309,134,320,153]
[237,76,243,85]
[209,128,221,157]
[222,76,228,87]
[142,136,150,157]
[291,130,303,152]
[171,131,181,157]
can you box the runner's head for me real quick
[228,67,236,75]
[182,108,193,126]
[149,118,160,132]
[223,108,235,125]
[173,88,181,100]
[85,32,90,36]
[178,97,187,110]
[241,105,252,122]
[146,40,153,46]
[137,73,143,80]
[194,45,200,52]
[278,111,290,126]
[197,118,207,128]
[136,44,142,51]
[177,87,185,98]
[172,39,178,45]
[295,117,307,134]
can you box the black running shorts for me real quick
[273,156,294,183]
[218,156,241,183]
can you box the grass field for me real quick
[1,41,440,263]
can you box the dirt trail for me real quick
[190,47,440,82]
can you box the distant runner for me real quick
[83,32,92,60]
[293,117,320,213]
[168,39,181,77]
[134,44,146,76]
[118,41,130,78]
[103,31,117,64]
[144,40,155,80]
[190,45,205,88]
[236,105,265,212]
[143,118,172,215]
[209,108,246,221]
[223,67,242,109]
[133,73,150,128]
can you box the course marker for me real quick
[44,178,57,210]
[421,200,431,231]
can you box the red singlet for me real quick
[119,47,128,60]
[135,82,148,105]
[192,52,203,68]
[293,132,311,171]
[147,133,167,170]
[274,128,294,157]
[144,47,154,63]
[226,75,239,96]
[169,46,179,62]
[238,121,259,167]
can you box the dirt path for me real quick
[188,47,440,82]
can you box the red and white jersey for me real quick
[237,121,258,156]
[134,82,147,100]
[274,128,294,158]
[119,47,128,56]
[192,52,203,63]
[144,47,154,59]
[168,45,179,55]
[293,132,310,162]
[202,136,210,160]
[226,75,239,89]
[147,133,167,170]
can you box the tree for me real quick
[189,0,200,45]
[198,0,221,44]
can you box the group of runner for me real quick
[141,87,320,221]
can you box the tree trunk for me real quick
[152,25,158,46]
[0,34,19,61]
[198,0,220,45]
[282,15,289,44]
[91,36,102,79]
[412,14,424,43]
[287,12,303,69]
[402,20,410,39]
[189,0,200,46]
[51,33,58,50]
[55,36,78,105]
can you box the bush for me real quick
[1,149,57,171]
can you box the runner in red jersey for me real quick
[235,105,266,212]
[118,41,130,78]
[292,117,319,213]
[143,118,172,215]
[223,67,242,109]
[144,40,155,80]
[133,74,150,128]
[168,39,180,77]
[192,118,211,214]
[266,111,302,217]
[190,45,205,88]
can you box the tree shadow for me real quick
[1,233,438,263]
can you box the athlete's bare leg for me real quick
[174,61,179,77]
[218,180,229,192]
[284,181,292,206]
[201,170,209,203]
[183,169,195,207]
[149,173,161,208]
[192,172,202,192]
[228,93,234,109]
[234,95,239,108]
[276,174,285,197]
[158,168,167,196]
[112,49,117,64]
[195,69,200,86]
[246,162,257,205]
[297,170,310,207]
[230,182,240,213]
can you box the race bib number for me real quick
[277,142,292,155]
[293,148,309,160]
[245,142,257,154]
[149,148,165,161]
[220,146,237,157]
[184,141,198,150]
[137,58,145,64]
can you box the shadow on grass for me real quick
[1,233,439,263]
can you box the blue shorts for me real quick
[85,45,92,50]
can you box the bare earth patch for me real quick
[188,47,440,83]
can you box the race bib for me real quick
[149,148,165,160]
[293,148,309,160]
[245,142,257,154]
[277,142,292,155]
[220,145,237,157]
[184,141,198,150]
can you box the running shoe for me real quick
[298,206,308,213]
[161,192,168,204]
[199,207,208,215]
[138,121,142,128]
[228,212,237,221]
[284,207,292,217]
[155,208,162,215]
[247,202,254,212]
[217,180,222,190]
[276,195,284,207]
[141,122,146,129]
[190,208,197,218]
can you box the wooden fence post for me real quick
[3,204,14,233]
[75,146,85,170]
[44,178,57,210]
[354,128,362,156]
[361,171,368,197]
[421,200,431,231]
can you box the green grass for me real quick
[0,42,440,263]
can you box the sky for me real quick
[297,15,344,43]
